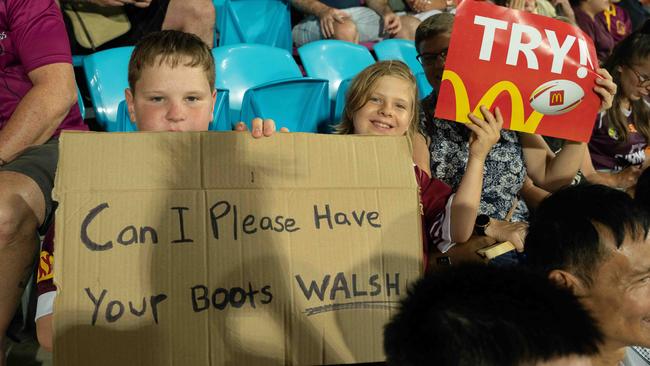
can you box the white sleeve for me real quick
[429,193,456,254]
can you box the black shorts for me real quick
[0,139,58,235]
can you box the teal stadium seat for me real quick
[373,39,433,98]
[115,89,231,132]
[298,40,375,123]
[213,0,292,52]
[83,46,134,131]
[213,44,330,132]
[77,88,85,119]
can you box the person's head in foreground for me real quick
[125,30,216,132]
[384,263,602,366]
[526,184,650,360]
[334,60,419,141]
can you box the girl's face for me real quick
[352,75,414,136]
[620,57,650,102]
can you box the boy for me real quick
[35,30,283,352]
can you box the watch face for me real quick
[476,215,490,227]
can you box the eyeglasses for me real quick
[416,48,448,66]
[628,66,650,88]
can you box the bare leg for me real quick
[0,172,44,366]
[162,0,216,47]
[332,19,359,44]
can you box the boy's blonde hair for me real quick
[334,60,420,141]
[128,30,215,93]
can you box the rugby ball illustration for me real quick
[529,79,584,115]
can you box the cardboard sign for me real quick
[52,132,422,365]
[435,0,601,142]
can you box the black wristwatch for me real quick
[474,214,490,236]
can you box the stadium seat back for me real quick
[83,46,134,130]
[240,78,330,133]
[213,44,303,123]
[215,0,292,52]
[298,40,375,120]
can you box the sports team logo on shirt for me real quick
[37,250,54,283]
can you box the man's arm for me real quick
[0,63,78,164]
[365,0,393,15]
[290,0,331,16]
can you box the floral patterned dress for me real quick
[420,92,529,222]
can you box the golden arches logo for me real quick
[441,70,544,133]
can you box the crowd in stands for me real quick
[2,0,650,365]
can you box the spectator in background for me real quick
[384,263,603,366]
[415,13,616,254]
[526,184,650,366]
[581,21,650,190]
[0,0,87,364]
[598,0,633,44]
[571,0,614,61]
[57,0,216,51]
[290,0,413,46]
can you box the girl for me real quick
[582,21,650,189]
[334,60,502,266]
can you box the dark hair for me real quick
[414,13,454,54]
[526,184,650,286]
[603,20,650,144]
[384,263,602,366]
[128,30,215,93]
[635,168,650,210]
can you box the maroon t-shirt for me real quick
[0,0,86,136]
[597,4,632,45]
[574,7,615,62]
[589,110,647,171]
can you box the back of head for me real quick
[128,30,215,93]
[384,263,602,366]
[636,168,650,210]
[526,184,650,285]
[415,12,454,53]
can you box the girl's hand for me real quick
[594,68,617,112]
[466,106,503,161]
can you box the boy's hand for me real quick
[235,118,289,138]
[595,68,616,112]
[466,106,503,161]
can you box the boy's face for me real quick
[126,58,216,132]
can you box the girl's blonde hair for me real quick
[334,60,420,141]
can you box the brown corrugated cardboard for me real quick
[53,131,422,365]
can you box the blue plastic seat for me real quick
[77,88,85,120]
[83,46,134,131]
[373,39,433,98]
[298,40,375,122]
[214,44,330,129]
[214,0,292,52]
[114,89,231,132]
[240,78,329,132]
